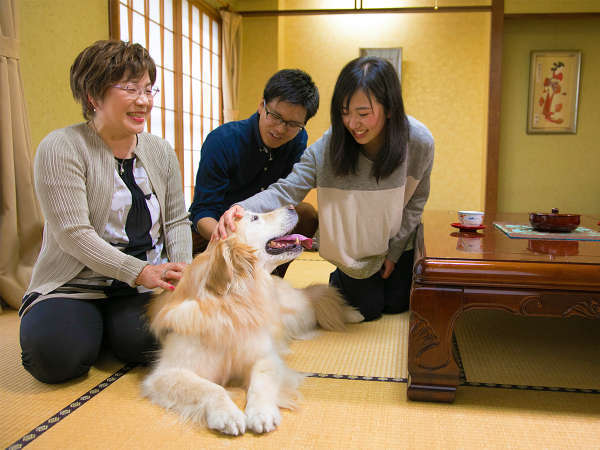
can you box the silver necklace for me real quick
[89,120,136,174]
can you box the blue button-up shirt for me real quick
[189,112,308,226]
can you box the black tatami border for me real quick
[307,372,407,383]
[453,335,600,395]
[6,364,136,450]
[307,372,600,395]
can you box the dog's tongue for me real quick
[272,234,312,250]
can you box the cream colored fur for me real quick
[142,206,363,435]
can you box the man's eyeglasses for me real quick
[112,84,160,100]
[264,104,305,131]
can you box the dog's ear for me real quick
[205,240,234,296]
[204,238,258,295]
[228,239,257,279]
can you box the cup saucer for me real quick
[451,222,486,232]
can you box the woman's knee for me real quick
[19,299,103,384]
[20,325,101,384]
[107,326,158,364]
[104,295,158,364]
[329,269,384,321]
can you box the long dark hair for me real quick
[330,56,409,181]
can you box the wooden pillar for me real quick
[484,0,504,214]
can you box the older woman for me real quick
[19,40,192,384]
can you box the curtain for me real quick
[0,0,44,312]
[219,9,241,123]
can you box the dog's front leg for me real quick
[245,356,287,434]
[143,367,246,436]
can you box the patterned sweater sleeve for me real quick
[34,131,147,286]
[387,123,435,263]
[237,136,322,213]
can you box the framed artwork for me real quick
[527,50,582,134]
[359,47,402,83]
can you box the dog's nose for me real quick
[287,204,295,211]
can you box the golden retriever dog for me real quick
[142,205,363,435]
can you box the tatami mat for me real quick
[286,254,408,379]
[455,309,600,390]
[19,371,600,449]
[3,255,600,448]
[287,314,408,380]
[286,252,336,287]
[0,311,125,447]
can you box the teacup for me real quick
[458,210,484,226]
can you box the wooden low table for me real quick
[407,211,600,402]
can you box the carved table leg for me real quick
[407,285,463,402]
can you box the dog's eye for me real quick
[251,215,259,222]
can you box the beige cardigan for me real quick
[26,123,192,296]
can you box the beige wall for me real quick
[238,16,279,118]
[240,11,491,212]
[18,0,109,153]
[498,16,600,216]
[506,0,600,14]
[18,1,599,216]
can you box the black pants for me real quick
[329,250,415,322]
[20,292,158,384]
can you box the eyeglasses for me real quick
[112,84,160,100]
[264,104,305,131]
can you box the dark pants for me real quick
[192,201,319,279]
[329,249,415,322]
[20,292,158,384]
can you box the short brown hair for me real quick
[70,40,157,120]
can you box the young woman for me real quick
[215,56,434,321]
[20,40,192,383]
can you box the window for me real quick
[110,0,223,207]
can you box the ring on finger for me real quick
[161,269,168,280]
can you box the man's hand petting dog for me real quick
[213,204,245,240]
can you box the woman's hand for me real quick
[380,258,395,279]
[135,262,188,290]
[212,205,245,240]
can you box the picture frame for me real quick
[359,47,402,83]
[527,50,582,134]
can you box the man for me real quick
[189,69,320,276]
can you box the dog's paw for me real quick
[344,306,364,323]
[205,404,246,436]
[245,404,281,434]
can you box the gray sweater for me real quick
[239,116,434,279]
[26,123,192,296]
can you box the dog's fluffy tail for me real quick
[303,284,364,331]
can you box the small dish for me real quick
[529,208,580,232]
[451,222,486,232]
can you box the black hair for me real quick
[329,56,409,181]
[263,69,319,123]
